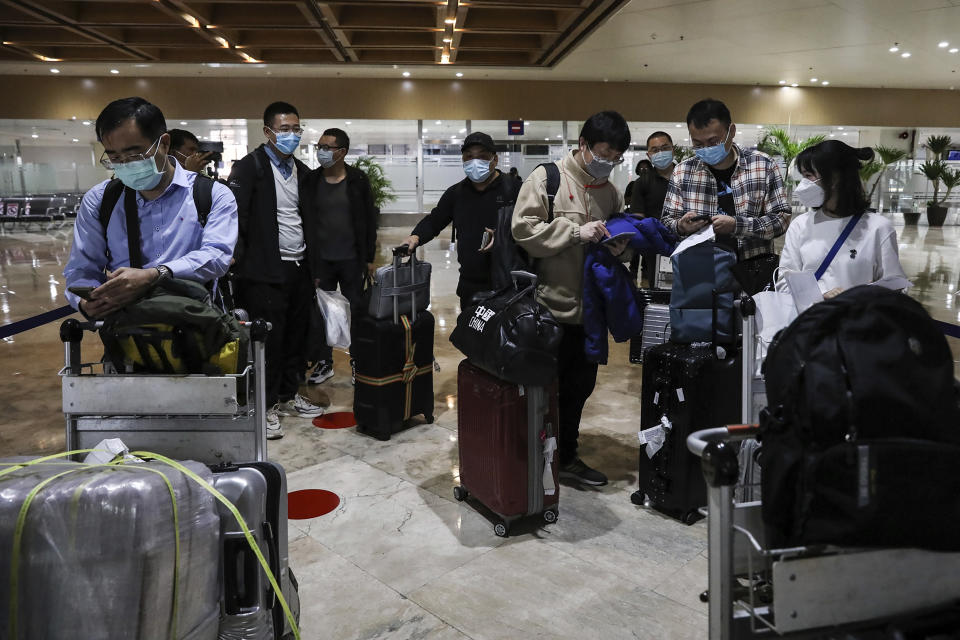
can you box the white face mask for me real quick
[794,177,825,208]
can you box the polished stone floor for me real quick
[1,218,959,639]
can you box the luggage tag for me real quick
[542,436,558,496]
[676,388,685,403]
[637,415,672,459]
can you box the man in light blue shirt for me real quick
[63,97,237,318]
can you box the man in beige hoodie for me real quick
[511,111,632,487]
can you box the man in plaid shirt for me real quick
[661,99,790,260]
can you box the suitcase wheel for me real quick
[629,491,646,506]
[682,510,701,526]
[493,522,508,537]
[453,486,468,502]
[543,509,557,524]
[425,414,434,424]
[699,590,709,603]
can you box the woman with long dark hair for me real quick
[776,140,907,298]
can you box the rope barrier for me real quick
[0,305,75,340]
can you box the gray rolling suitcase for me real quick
[0,458,221,640]
[211,461,300,640]
[366,246,431,320]
[629,290,671,364]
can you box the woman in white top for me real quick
[777,140,907,298]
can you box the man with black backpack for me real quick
[403,132,519,308]
[64,97,237,320]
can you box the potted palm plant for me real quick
[757,128,826,202]
[919,135,959,227]
[859,145,908,211]
[352,156,397,226]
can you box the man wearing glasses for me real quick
[511,110,632,488]
[300,127,377,385]
[661,99,790,260]
[227,101,325,439]
[64,96,237,319]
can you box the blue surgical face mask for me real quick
[112,139,165,191]
[694,127,733,166]
[463,158,491,183]
[272,130,301,155]
[649,150,674,169]
[316,148,336,168]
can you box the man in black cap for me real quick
[404,131,519,306]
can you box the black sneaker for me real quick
[559,458,608,486]
[307,360,334,385]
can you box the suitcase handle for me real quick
[510,270,537,288]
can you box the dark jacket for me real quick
[411,171,519,296]
[227,144,313,283]
[299,164,378,277]
[582,216,677,364]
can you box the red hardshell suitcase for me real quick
[454,360,559,537]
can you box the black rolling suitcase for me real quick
[352,245,435,441]
[631,342,742,523]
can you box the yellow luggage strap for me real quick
[354,315,432,419]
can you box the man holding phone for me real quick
[404,132,518,307]
[661,99,790,260]
[63,97,237,320]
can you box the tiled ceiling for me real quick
[0,0,630,67]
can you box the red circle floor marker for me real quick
[288,489,340,519]
[312,412,357,429]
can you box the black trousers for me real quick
[311,257,364,364]
[557,323,599,465]
[237,260,312,406]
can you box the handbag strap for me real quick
[814,212,862,281]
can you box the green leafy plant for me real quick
[757,128,826,201]
[919,135,960,207]
[673,145,695,163]
[860,145,908,208]
[352,156,397,210]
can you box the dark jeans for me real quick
[237,260,312,406]
[312,257,364,364]
[557,323,599,465]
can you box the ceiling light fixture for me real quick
[901,52,911,58]
[791,83,798,87]
[821,80,830,85]
[50,68,59,73]
[239,52,261,63]
[110,69,119,74]
[939,41,950,48]
[889,46,899,53]
[440,53,450,64]
[38,55,60,62]
[442,37,453,43]
[810,77,818,82]
[181,13,200,28]
[455,72,463,77]
[402,71,411,77]
[778,80,786,85]
[215,37,230,48]
[951,48,959,54]
[444,17,456,24]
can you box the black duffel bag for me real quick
[450,271,562,386]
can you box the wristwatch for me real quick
[155,264,172,281]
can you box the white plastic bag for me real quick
[752,289,797,367]
[315,289,351,351]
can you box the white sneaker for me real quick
[266,404,284,440]
[278,394,325,418]
[307,361,334,385]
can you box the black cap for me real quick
[460,132,496,154]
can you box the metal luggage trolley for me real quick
[60,317,271,464]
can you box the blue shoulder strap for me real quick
[815,212,862,280]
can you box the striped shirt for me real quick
[661,144,790,259]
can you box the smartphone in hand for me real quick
[480,230,492,250]
[68,286,95,300]
[689,214,713,223]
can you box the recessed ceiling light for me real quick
[435,120,442,124]
[444,17,456,24]
[939,41,950,48]
[951,48,959,54]
[50,68,59,74]
[810,77,818,82]
[790,83,798,87]
[110,69,119,74]
[455,72,463,77]
[82,121,90,126]
[180,121,188,125]
[889,46,899,53]
[901,52,911,58]
[459,128,466,133]
[442,37,453,43]
[675,124,682,128]
[30,134,38,138]
[345,121,352,125]
[838,126,844,130]
[778,80,786,85]
[71,138,78,142]
[821,80,830,85]
[402,71,410,77]
[524,121,530,125]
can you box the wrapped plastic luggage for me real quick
[0,458,221,640]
